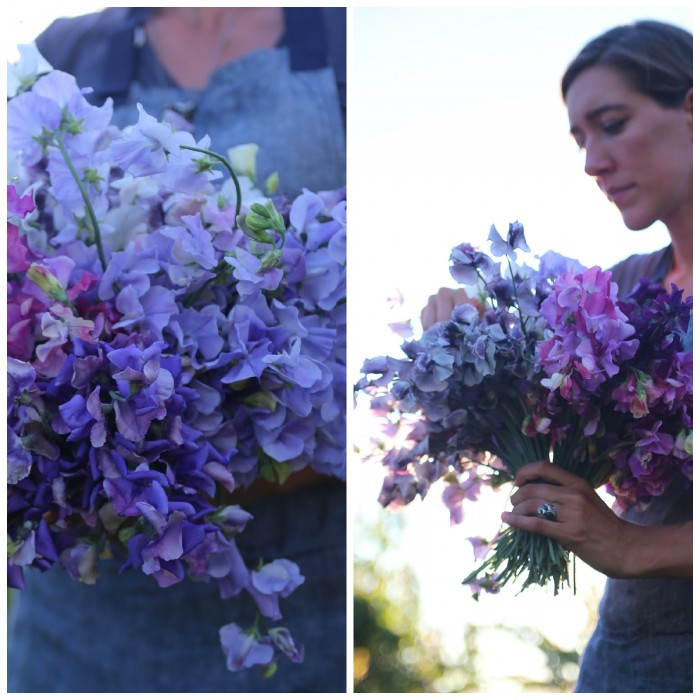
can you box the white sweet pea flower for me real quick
[7,42,53,98]
[219,173,266,210]
[227,143,259,183]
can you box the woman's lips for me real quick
[607,184,635,204]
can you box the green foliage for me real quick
[354,511,583,692]
[353,516,479,693]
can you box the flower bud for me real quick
[257,249,282,273]
[265,171,279,195]
[26,263,70,304]
[227,143,259,183]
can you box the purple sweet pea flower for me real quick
[7,185,35,219]
[268,627,305,663]
[449,243,495,286]
[8,428,33,485]
[8,357,36,406]
[247,559,305,621]
[227,247,284,294]
[289,188,325,233]
[488,221,530,260]
[32,70,113,137]
[635,420,675,455]
[219,622,275,672]
[111,103,190,176]
[442,472,482,525]
[7,89,62,165]
[59,542,99,584]
[213,539,252,599]
[160,213,218,270]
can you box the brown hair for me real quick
[561,20,692,107]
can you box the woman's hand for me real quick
[501,461,692,579]
[420,287,470,330]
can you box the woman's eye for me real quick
[601,119,626,136]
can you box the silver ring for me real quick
[536,502,557,522]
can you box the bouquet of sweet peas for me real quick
[7,49,346,674]
[357,222,691,596]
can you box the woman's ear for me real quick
[683,87,692,115]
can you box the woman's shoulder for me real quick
[35,9,152,104]
[35,9,129,67]
[609,245,673,298]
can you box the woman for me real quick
[8,7,346,693]
[500,21,692,693]
[420,18,691,693]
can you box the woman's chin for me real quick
[618,208,656,233]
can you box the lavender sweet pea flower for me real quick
[219,623,275,672]
[113,284,178,338]
[214,539,252,599]
[488,221,530,260]
[289,189,325,233]
[46,141,111,218]
[59,542,99,584]
[264,338,324,389]
[8,357,36,407]
[8,428,33,485]
[7,89,62,165]
[57,393,93,442]
[7,42,53,97]
[32,70,113,137]
[170,306,225,368]
[449,243,495,286]
[268,627,304,663]
[160,213,218,270]
[299,248,344,311]
[442,472,482,525]
[227,247,284,294]
[247,559,305,621]
[111,103,190,176]
[377,469,422,507]
[220,304,275,382]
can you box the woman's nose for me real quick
[583,141,613,177]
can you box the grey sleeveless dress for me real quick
[575,246,692,693]
[8,9,346,693]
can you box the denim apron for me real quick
[8,481,346,692]
[8,12,346,693]
[111,43,346,196]
[575,247,693,692]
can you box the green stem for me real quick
[55,134,106,271]
[180,145,242,227]
[476,269,497,311]
[506,257,527,335]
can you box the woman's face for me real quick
[566,65,692,232]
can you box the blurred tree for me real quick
[354,514,479,692]
[354,509,587,692]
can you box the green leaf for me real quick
[259,453,293,485]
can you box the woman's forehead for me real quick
[565,66,636,124]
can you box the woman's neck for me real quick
[145,8,285,90]
[665,204,693,299]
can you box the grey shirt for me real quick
[575,247,692,693]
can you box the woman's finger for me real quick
[500,509,561,537]
[510,496,564,520]
[513,460,582,488]
[510,484,565,509]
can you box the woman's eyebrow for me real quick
[569,103,627,136]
